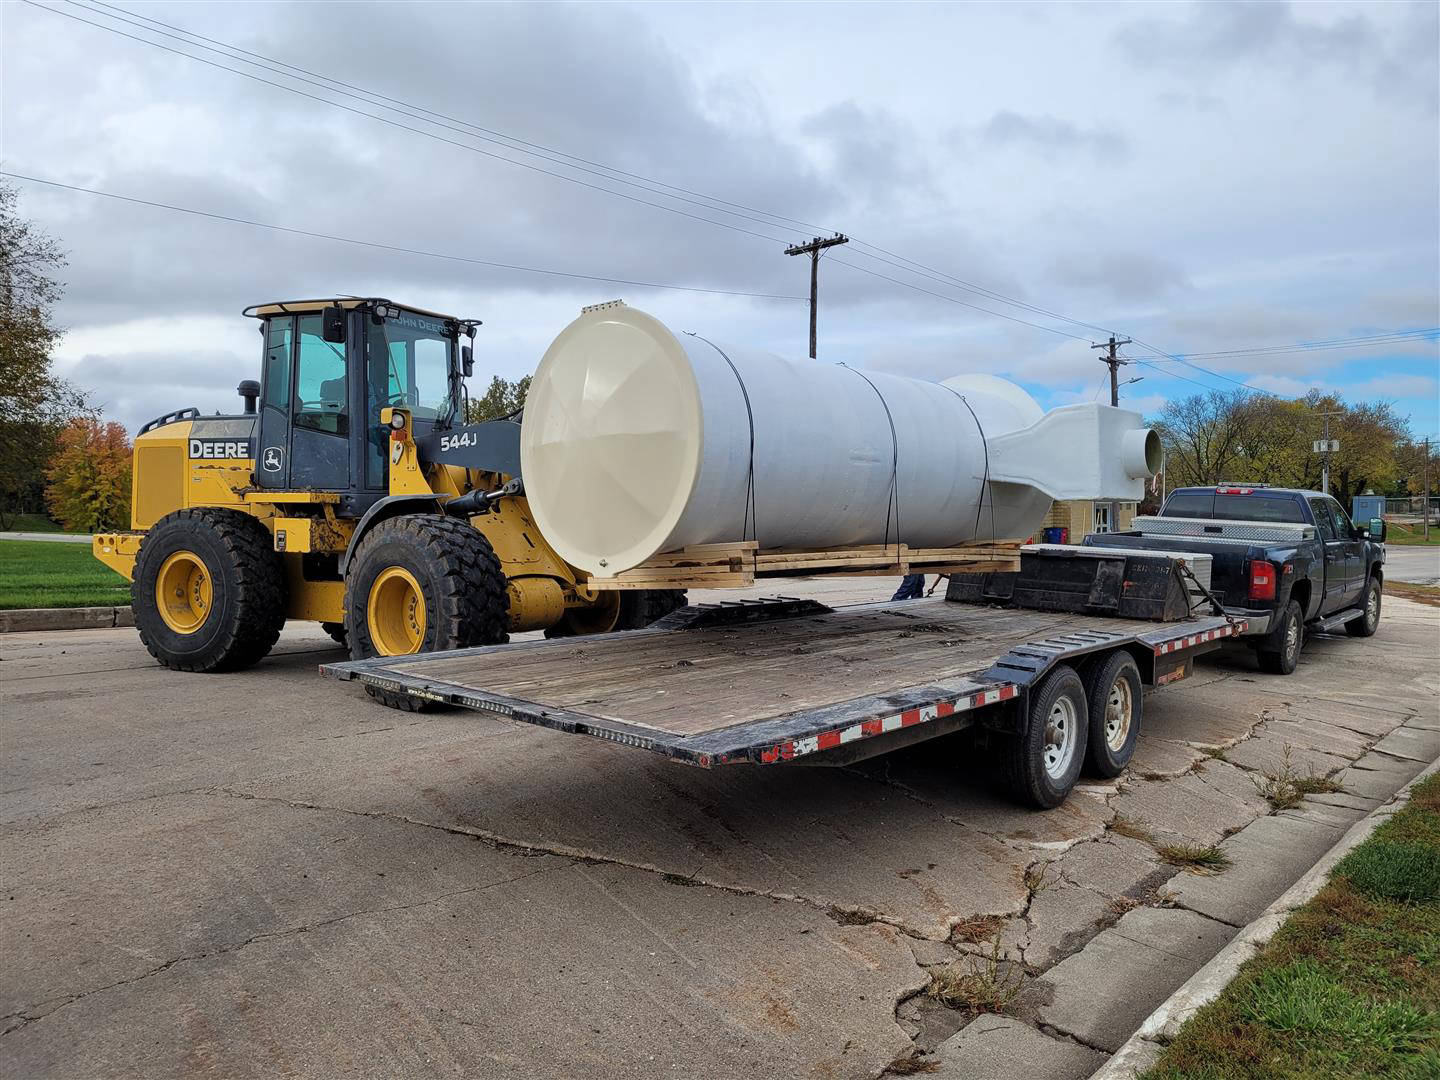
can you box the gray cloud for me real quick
[979,112,1128,160]
[1048,251,1190,303]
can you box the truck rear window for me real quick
[1161,491,1305,523]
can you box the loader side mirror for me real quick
[321,305,346,344]
[461,344,474,377]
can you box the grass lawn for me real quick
[1387,582,1440,609]
[0,513,84,535]
[0,539,130,609]
[1386,521,1440,547]
[1143,772,1440,1080]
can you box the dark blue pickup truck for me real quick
[1088,485,1386,675]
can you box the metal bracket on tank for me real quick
[581,300,627,314]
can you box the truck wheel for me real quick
[1256,599,1303,675]
[1082,652,1142,778]
[132,508,287,673]
[543,589,688,638]
[345,516,509,711]
[999,664,1089,809]
[321,622,348,648]
[1345,578,1382,638]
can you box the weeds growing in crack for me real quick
[1109,815,1156,845]
[1108,895,1143,916]
[1148,888,1180,907]
[1252,744,1345,811]
[1023,860,1058,897]
[1158,843,1233,873]
[950,914,1006,945]
[884,1052,941,1075]
[927,936,1024,1014]
[1201,746,1230,761]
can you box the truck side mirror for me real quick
[461,344,474,377]
[322,305,346,344]
[1370,518,1386,542]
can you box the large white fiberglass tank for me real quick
[520,303,1161,576]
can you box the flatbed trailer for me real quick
[321,592,1248,808]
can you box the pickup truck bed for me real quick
[321,596,1246,784]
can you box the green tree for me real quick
[466,374,530,423]
[0,179,86,527]
[44,417,132,532]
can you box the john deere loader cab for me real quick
[251,299,474,510]
[92,297,685,701]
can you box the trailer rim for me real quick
[1042,694,1080,779]
[1104,676,1134,752]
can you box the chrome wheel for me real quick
[1042,696,1078,780]
[1365,587,1379,630]
[1104,677,1133,752]
[1284,614,1300,661]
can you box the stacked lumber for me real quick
[585,539,1022,590]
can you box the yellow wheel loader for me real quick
[92,297,684,706]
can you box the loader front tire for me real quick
[132,508,287,673]
[344,515,509,710]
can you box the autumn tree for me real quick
[44,418,132,532]
[0,179,88,527]
[1150,388,1410,504]
[466,374,530,423]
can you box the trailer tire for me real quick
[1000,664,1089,809]
[132,508,287,673]
[1344,577,1381,638]
[1081,652,1142,778]
[1256,599,1302,675]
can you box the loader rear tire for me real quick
[543,589,688,638]
[132,508,287,673]
[344,515,509,711]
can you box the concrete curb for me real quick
[0,606,134,633]
[1090,752,1440,1080]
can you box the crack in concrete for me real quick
[207,787,927,940]
[0,784,219,829]
[0,863,564,1038]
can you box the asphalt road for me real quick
[1385,543,1440,584]
[2,591,1436,1079]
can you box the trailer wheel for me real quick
[544,589,688,637]
[1000,664,1089,809]
[1256,599,1303,675]
[131,508,287,673]
[344,515,509,711]
[1081,652,1142,778]
[1344,577,1381,638]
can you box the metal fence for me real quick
[1384,496,1440,522]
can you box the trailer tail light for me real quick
[1248,560,1276,601]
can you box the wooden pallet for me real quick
[586,539,1023,590]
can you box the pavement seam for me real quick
[207,786,929,939]
[0,862,567,1038]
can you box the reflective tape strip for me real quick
[757,683,1018,763]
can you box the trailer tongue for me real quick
[321,549,1247,808]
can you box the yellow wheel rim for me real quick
[367,567,427,656]
[156,550,212,634]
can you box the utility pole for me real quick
[1091,335,1132,406]
[785,233,848,359]
[1425,436,1432,541]
[1315,412,1342,496]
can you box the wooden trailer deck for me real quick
[322,597,1247,768]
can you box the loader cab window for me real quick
[365,310,456,488]
[293,314,348,437]
[263,319,292,412]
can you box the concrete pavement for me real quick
[1,588,1435,1079]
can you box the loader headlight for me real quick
[389,413,406,430]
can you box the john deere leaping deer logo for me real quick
[262,446,284,473]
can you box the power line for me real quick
[25,1,801,248]
[2,172,807,301]
[43,0,1121,341]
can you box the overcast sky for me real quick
[6,0,1438,439]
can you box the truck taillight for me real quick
[1217,487,1253,495]
[1248,560,1276,601]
